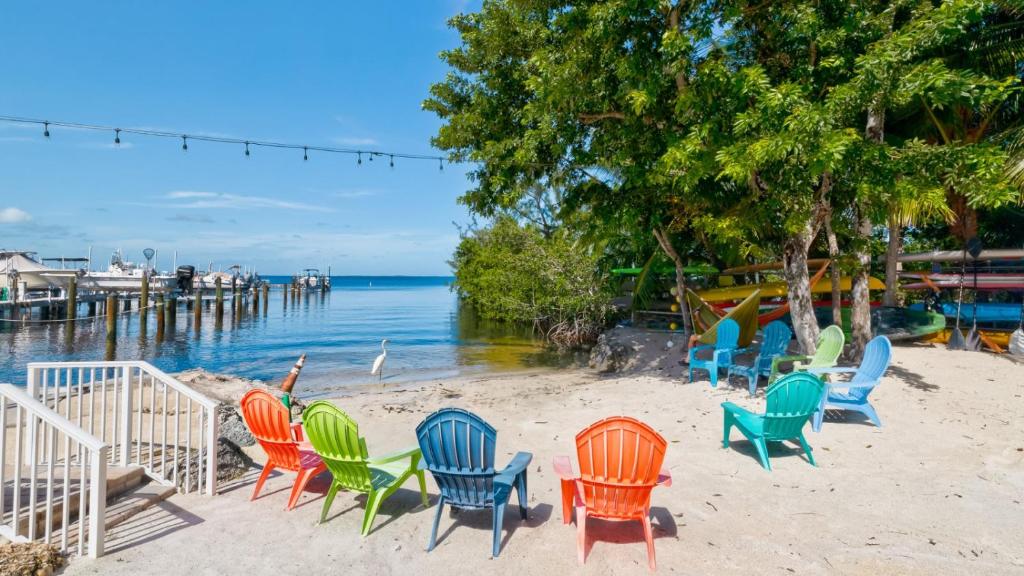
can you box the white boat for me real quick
[193,264,258,292]
[0,250,78,295]
[74,250,177,292]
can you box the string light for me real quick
[43,122,50,138]
[303,146,308,161]
[357,152,362,165]
[244,141,250,157]
[389,155,394,168]
[114,128,121,146]
[181,135,188,151]
[439,158,444,171]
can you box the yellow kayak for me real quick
[696,276,885,303]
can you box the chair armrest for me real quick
[689,344,714,358]
[827,380,879,390]
[721,401,753,418]
[807,367,859,375]
[499,451,533,479]
[552,455,575,481]
[657,468,672,488]
[773,354,810,365]
[290,422,305,442]
[368,446,421,465]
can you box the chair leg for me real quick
[812,394,827,432]
[797,433,816,467]
[251,462,275,501]
[516,472,528,520]
[753,438,771,471]
[748,374,757,397]
[427,495,445,552]
[860,403,882,427]
[709,364,718,387]
[361,490,385,536]
[687,365,694,383]
[722,412,734,448]
[641,512,657,572]
[559,478,573,524]
[492,501,507,557]
[576,507,588,564]
[319,482,341,524]
[415,470,429,507]
[286,468,317,511]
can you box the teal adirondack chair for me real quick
[767,324,844,384]
[721,372,825,471]
[808,335,891,432]
[688,318,741,387]
[302,401,429,536]
[728,321,793,396]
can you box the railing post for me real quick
[88,446,107,558]
[206,406,218,495]
[26,366,37,400]
[119,366,133,466]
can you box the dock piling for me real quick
[66,276,77,320]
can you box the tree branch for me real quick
[579,111,626,124]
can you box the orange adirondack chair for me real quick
[240,389,327,510]
[552,417,672,571]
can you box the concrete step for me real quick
[103,481,178,530]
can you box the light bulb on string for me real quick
[43,122,50,138]
[357,152,362,166]
[369,153,374,162]
[389,155,394,168]
[303,147,308,161]
[244,142,250,157]
[181,136,188,151]
[439,158,444,171]
[114,129,121,146]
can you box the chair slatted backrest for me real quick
[575,417,667,519]
[848,335,892,401]
[240,389,301,471]
[302,401,373,492]
[762,373,825,441]
[416,408,496,508]
[808,325,844,368]
[760,321,793,360]
[715,318,740,351]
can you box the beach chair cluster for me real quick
[690,320,893,470]
[240,393,671,570]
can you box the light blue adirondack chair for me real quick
[721,372,824,471]
[416,407,533,557]
[808,335,891,432]
[688,318,741,387]
[728,321,793,396]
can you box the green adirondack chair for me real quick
[767,324,845,384]
[721,372,825,471]
[302,401,429,536]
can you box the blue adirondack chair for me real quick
[688,318,741,387]
[416,407,533,557]
[721,372,825,471]
[728,321,793,396]
[807,335,891,432]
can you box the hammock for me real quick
[687,289,762,347]
[756,261,832,325]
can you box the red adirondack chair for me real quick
[240,389,327,510]
[553,416,672,571]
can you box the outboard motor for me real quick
[176,265,196,293]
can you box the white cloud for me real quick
[161,191,329,212]
[331,136,379,147]
[0,207,32,224]
[330,189,379,199]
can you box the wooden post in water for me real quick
[156,293,165,341]
[139,274,149,333]
[252,284,260,314]
[194,288,202,330]
[66,276,77,320]
[167,294,177,330]
[233,281,242,319]
[262,283,269,315]
[215,277,224,320]
[105,294,117,339]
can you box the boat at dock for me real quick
[73,249,177,292]
[193,264,261,292]
[292,268,330,291]
[1,250,78,296]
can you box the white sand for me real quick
[62,343,1023,575]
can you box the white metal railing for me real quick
[0,383,108,557]
[26,361,219,496]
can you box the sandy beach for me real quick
[57,343,1023,576]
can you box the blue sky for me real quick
[0,2,478,275]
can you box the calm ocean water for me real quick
[0,276,567,396]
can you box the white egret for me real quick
[371,339,389,383]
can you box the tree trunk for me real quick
[824,218,843,327]
[850,103,885,359]
[653,228,693,337]
[782,229,820,355]
[883,217,902,307]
